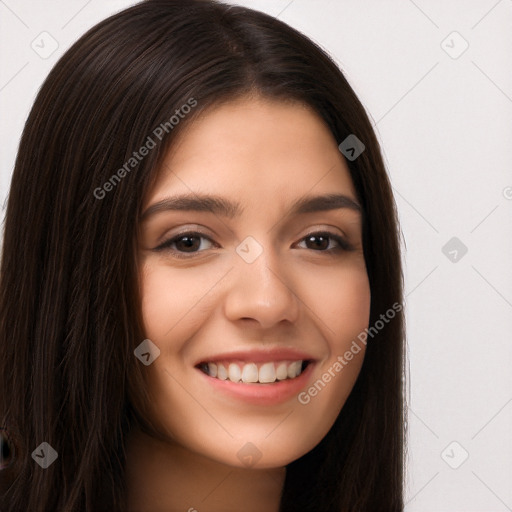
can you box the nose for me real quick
[223,242,300,329]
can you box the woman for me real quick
[0,0,406,510]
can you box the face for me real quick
[137,95,371,469]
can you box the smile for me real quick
[197,360,311,384]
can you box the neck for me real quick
[124,427,286,512]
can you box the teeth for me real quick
[208,362,217,378]
[241,363,258,383]
[288,361,302,378]
[228,363,241,382]
[202,360,307,383]
[258,362,276,383]
[276,362,288,380]
[217,363,228,380]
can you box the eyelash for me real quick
[153,230,355,259]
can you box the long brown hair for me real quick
[0,1,406,510]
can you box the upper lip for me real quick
[194,347,317,366]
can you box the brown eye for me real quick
[304,234,330,251]
[297,231,353,252]
[172,235,202,252]
[154,231,216,258]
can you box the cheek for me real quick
[307,260,371,353]
[290,266,370,443]
[138,259,216,343]
[330,270,371,350]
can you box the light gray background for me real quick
[1,1,511,510]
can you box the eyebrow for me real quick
[140,192,362,221]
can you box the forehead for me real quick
[144,96,357,209]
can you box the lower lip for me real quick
[196,362,315,405]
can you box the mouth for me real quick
[195,359,312,384]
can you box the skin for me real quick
[125,95,371,512]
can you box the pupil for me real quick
[309,235,327,250]
[178,236,199,252]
